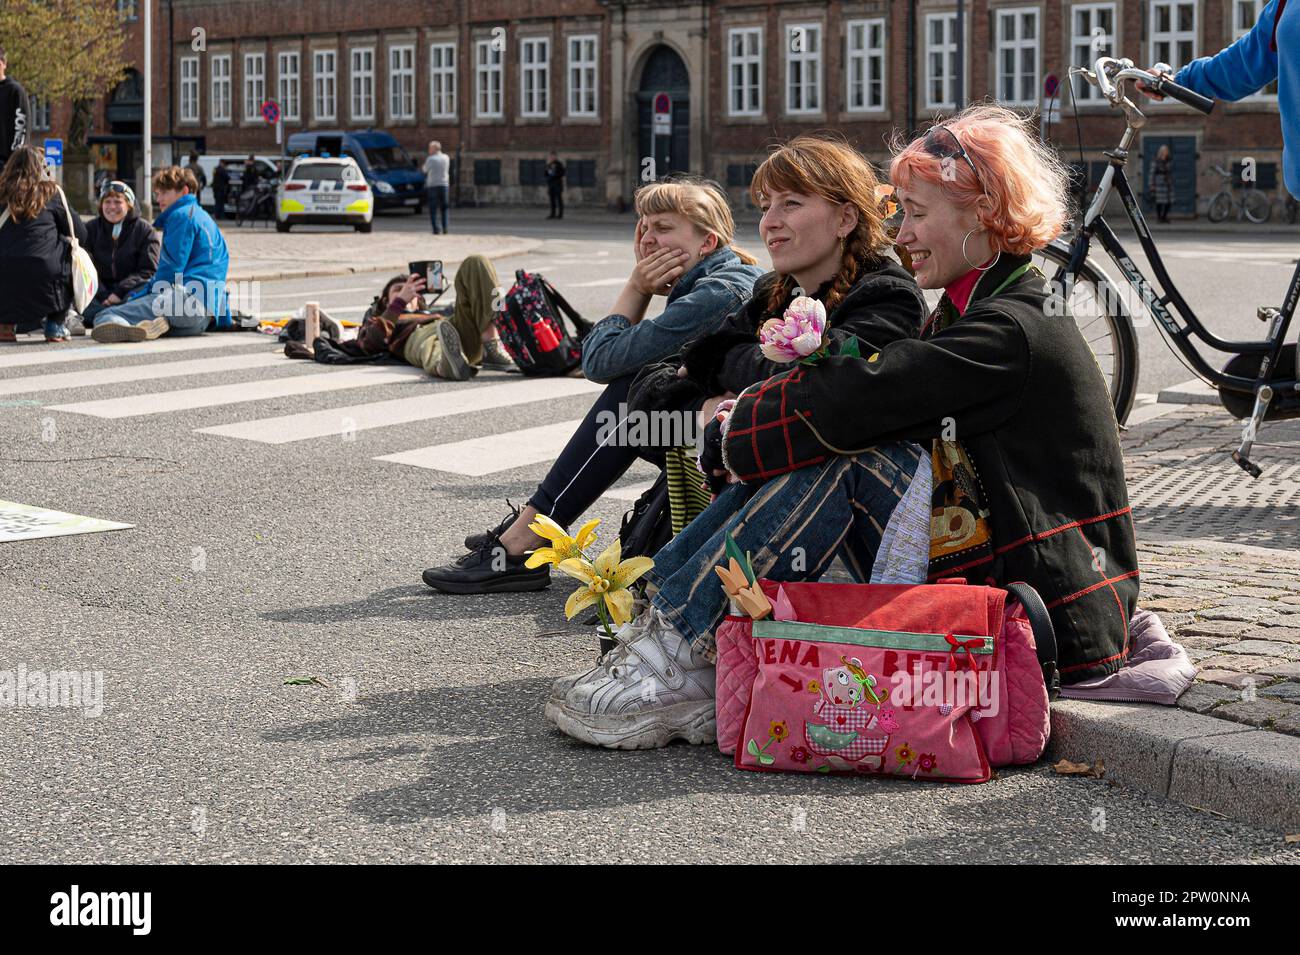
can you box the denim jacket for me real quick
[580,246,765,383]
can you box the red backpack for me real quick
[494,270,593,377]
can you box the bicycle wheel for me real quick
[1244,190,1272,224]
[1033,240,1141,425]
[1207,192,1233,223]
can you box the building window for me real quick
[278,52,301,122]
[476,38,504,118]
[430,43,456,119]
[1236,0,1279,98]
[29,95,51,131]
[924,13,958,110]
[845,18,886,112]
[727,27,763,116]
[350,48,375,122]
[313,50,337,122]
[389,45,415,120]
[243,53,266,123]
[474,158,501,186]
[211,55,232,123]
[785,23,822,114]
[995,8,1039,106]
[117,0,138,21]
[180,57,200,124]
[1070,4,1116,102]
[1150,0,1198,73]
[567,35,598,117]
[520,37,550,118]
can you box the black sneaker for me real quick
[464,500,521,550]
[422,535,551,594]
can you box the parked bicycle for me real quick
[1206,163,1272,224]
[1036,55,1299,478]
[235,178,278,228]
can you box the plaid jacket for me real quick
[723,254,1139,684]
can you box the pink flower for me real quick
[758,296,826,362]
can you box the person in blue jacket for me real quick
[91,165,232,343]
[1146,0,1298,198]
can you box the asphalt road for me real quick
[2,216,1298,862]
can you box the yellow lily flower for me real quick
[524,515,600,569]
[556,539,654,626]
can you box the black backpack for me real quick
[494,270,593,376]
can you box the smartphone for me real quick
[407,260,444,291]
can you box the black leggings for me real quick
[549,189,564,218]
[528,373,655,527]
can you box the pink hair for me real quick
[889,104,1069,255]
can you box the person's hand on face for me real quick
[390,274,427,310]
[631,246,689,296]
[633,212,712,294]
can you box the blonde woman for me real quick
[423,176,764,595]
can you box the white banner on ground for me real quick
[0,501,134,543]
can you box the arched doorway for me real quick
[103,70,145,191]
[636,46,689,185]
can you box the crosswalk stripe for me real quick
[48,364,428,418]
[0,352,287,396]
[195,376,604,443]
[374,420,586,475]
[0,334,271,371]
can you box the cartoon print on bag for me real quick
[804,656,892,772]
[746,719,789,766]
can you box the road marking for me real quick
[48,364,428,418]
[571,278,629,288]
[0,352,286,396]
[258,286,376,301]
[196,376,604,443]
[375,420,586,475]
[0,334,270,371]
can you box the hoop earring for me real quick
[962,228,1000,272]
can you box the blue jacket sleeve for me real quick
[135,209,198,299]
[1175,0,1279,101]
[580,276,746,384]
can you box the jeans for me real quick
[528,374,650,528]
[645,444,923,652]
[93,286,212,337]
[427,185,449,233]
[548,189,564,218]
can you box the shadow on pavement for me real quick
[260,583,572,629]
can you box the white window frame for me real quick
[278,51,301,122]
[520,37,550,118]
[29,94,51,131]
[784,22,823,115]
[1070,3,1117,103]
[995,7,1040,107]
[1235,0,1278,100]
[1149,0,1199,74]
[210,54,232,124]
[727,27,764,117]
[924,13,958,110]
[179,56,200,124]
[243,52,266,124]
[429,42,457,120]
[567,34,598,117]
[117,0,138,22]
[845,18,886,113]
[476,38,504,119]
[350,47,375,123]
[388,44,415,121]
[313,50,337,122]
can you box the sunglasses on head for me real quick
[922,125,984,191]
[99,181,130,198]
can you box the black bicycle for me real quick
[1037,55,1299,478]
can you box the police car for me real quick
[276,156,374,233]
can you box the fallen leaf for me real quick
[1052,758,1105,778]
[283,676,323,686]
[1285,833,1300,844]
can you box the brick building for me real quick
[27,0,1288,216]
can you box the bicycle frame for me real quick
[1058,136,1300,399]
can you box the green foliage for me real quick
[0,1,127,103]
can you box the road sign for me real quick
[1044,74,1060,98]
[652,92,672,135]
[261,100,281,125]
[43,139,63,166]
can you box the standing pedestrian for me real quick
[423,140,450,234]
[1150,145,1175,223]
[545,151,565,219]
[0,45,30,168]
[212,161,230,220]
[0,146,88,343]
[186,151,208,203]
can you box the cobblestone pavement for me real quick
[1123,406,1300,737]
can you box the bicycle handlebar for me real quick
[1079,56,1215,115]
[1145,73,1215,114]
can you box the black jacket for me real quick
[545,160,565,193]
[0,77,29,165]
[724,253,1139,684]
[84,210,161,302]
[0,190,87,330]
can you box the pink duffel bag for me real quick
[715,578,1059,779]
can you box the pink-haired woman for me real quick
[550,105,1140,751]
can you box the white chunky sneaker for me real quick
[542,601,653,724]
[552,609,716,749]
